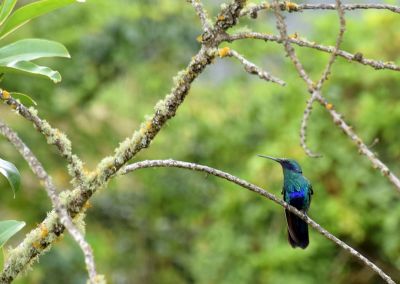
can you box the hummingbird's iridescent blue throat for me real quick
[258,154,313,249]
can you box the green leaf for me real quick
[10,92,37,106]
[0,39,70,82]
[0,61,62,83]
[0,220,25,248]
[0,39,70,65]
[0,0,79,40]
[0,158,21,197]
[0,0,17,27]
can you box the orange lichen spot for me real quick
[217,15,225,21]
[325,103,333,110]
[218,47,231,58]
[40,224,49,239]
[285,1,298,12]
[54,234,64,243]
[32,241,41,249]
[1,90,10,100]
[83,201,92,210]
[145,120,153,131]
[196,35,203,43]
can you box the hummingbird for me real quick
[257,155,313,249]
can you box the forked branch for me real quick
[0,121,99,283]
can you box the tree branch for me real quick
[218,47,286,85]
[299,94,321,158]
[299,3,400,14]
[222,32,400,72]
[316,0,346,90]
[0,90,85,186]
[120,159,396,284]
[0,121,99,284]
[273,5,315,90]
[240,2,400,17]
[188,0,212,32]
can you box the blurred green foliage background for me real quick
[1,0,400,283]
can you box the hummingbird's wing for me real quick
[308,183,313,206]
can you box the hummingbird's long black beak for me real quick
[257,154,283,163]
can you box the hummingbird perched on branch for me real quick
[257,155,313,249]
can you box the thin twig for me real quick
[0,91,85,185]
[299,3,400,14]
[240,2,400,17]
[218,47,286,85]
[222,32,400,72]
[120,159,396,284]
[299,95,321,158]
[0,120,98,283]
[187,0,212,32]
[273,5,315,90]
[316,0,346,90]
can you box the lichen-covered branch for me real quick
[120,159,396,284]
[316,0,346,90]
[188,0,212,32]
[273,5,315,90]
[218,47,286,85]
[89,0,247,192]
[0,1,247,282]
[0,90,85,186]
[0,46,214,284]
[0,121,100,284]
[299,94,321,158]
[299,3,400,14]
[241,2,400,17]
[222,32,400,72]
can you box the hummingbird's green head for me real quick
[257,154,302,174]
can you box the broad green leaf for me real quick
[10,92,37,106]
[0,220,25,248]
[0,157,20,197]
[0,61,62,83]
[0,39,70,65]
[0,0,79,40]
[0,0,17,27]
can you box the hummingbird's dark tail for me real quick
[285,209,309,249]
